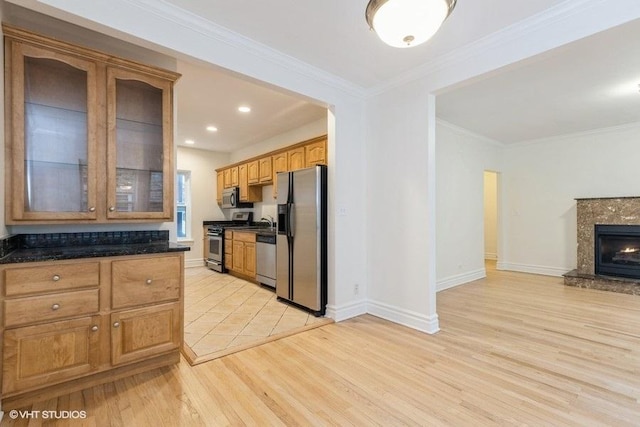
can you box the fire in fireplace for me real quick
[595,224,640,279]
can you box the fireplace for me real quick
[594,224,640,279]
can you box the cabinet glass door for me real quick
[107,68,173,220]
[11,43,97,220]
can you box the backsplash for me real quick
[10,230,170,249]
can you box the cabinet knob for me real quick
[52,275,61,282]
[91,325,99,332]
[146,279,152,285]
[89,206,96,212]
[109,206,116,212]
[51,303,60,310]
[113,322,120,328]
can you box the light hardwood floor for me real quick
[2,266,640,426]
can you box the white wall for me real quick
[435,121,503,291]
[366,79,437,332]
[484,171,498,260]
[499,123,640,276]
[229,118,326,163]
[176,147,229,267]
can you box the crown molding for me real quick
[120,0,368,100]
[366,0,630,97]
[436,119,505,148]
[505,120,640,149]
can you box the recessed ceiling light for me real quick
[206,126,218,132]
[184,139,195,145]
[238,106,251,113]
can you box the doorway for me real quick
[484,171,499,263]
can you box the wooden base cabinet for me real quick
[2,316,101,395]
[227,232,256,279]
[0,252,184,409]
[111,302,181,366]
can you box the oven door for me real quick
[206,233,224,272]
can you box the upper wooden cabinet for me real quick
[216,171,224,205]
[305,138,327,167]
[216,135,328,202]
[3,25,180,224]
[288,147,305,171]
[258,157,273,184]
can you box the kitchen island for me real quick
[0,230,189,409]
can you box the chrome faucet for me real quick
[260,215,275,229]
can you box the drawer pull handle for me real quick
[89,206,96,212]
[146,279,153,285]
[52,275,61,282]
[51,303,60,310]
[113,322,120,328]
[91,325,99,332]
[109,206,116,212]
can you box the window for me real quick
[176,171,191,239]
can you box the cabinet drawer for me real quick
[4,289,100,328]
[233,232,256,243]
[224,230,233,240]
[4,262,100,297]
[111,256,181,309]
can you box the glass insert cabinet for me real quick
[4,25,180,224]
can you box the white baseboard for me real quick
[437,268,486,292]
[496,262,569,277]
[366,300,440,334]
[485,252,498,260]
[185,258,207,269]
[325,300,367,322]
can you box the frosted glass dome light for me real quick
[366,0,457,48]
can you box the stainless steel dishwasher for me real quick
[256,233,276,288]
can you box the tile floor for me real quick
[182,267,331,364]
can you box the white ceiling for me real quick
[174,60,326,152]
[166,0,640,149]
[436,17,640,144]
[164,0,567,89]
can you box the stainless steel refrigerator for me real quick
[276,165,327,316]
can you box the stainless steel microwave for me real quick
[221,187,253,209]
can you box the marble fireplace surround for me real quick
[564,197,640,295]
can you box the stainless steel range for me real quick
[205,212,252,272]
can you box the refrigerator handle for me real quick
[288,203,295,237]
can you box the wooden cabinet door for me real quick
[272,152,288,199]
[238,164,249,201]
[223,168,232,188]
[230,166,239,187]
[216,171,224,205]
[111,302,181,366]
[288,147,305,171]
[305,139,327,167]
[258,157,273,184]
[3,316,101,394]
[7,42,99,222]
[106,67,174,220]
[244,242,256,278]
[248,161,260,184]
[232,241,245,272]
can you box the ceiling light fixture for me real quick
[238,106,251,113]
[366,0,457,48]
[206,125,218,132]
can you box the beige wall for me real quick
[484,171,499,260]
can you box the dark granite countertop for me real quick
[0,231,189,265]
